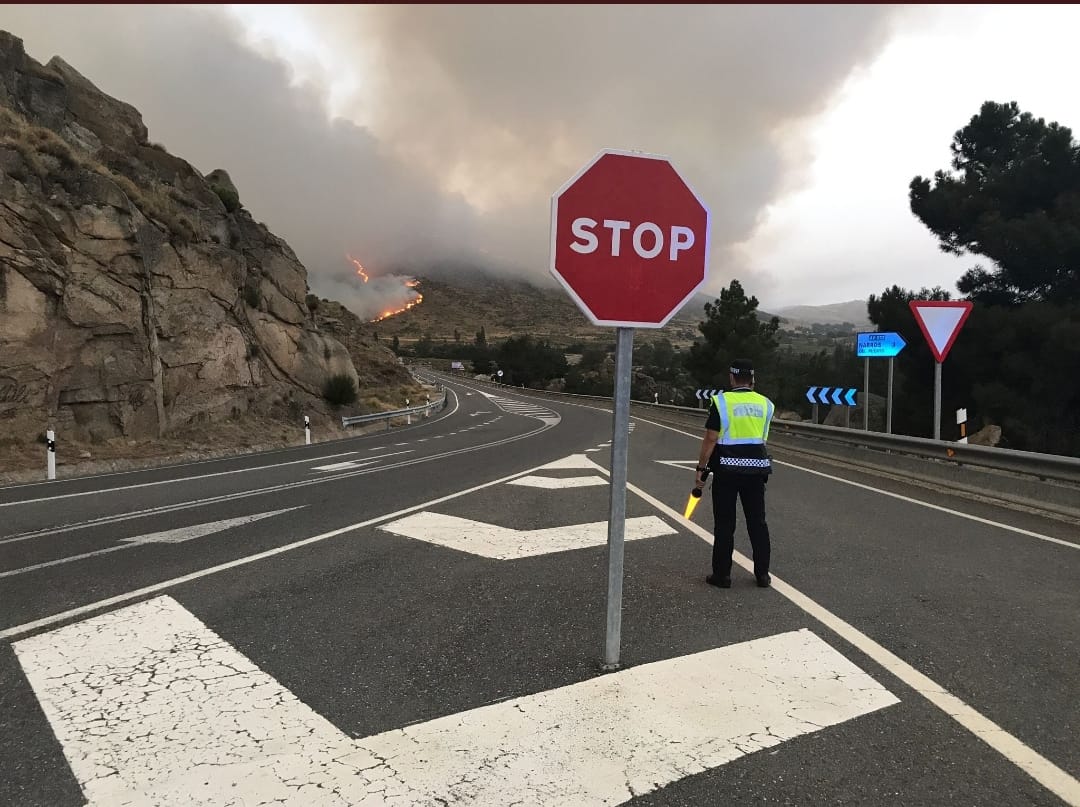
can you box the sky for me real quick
[1,4,1078,316]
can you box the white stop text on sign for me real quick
[570,218,695,261]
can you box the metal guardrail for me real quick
[341,394,447,429]
[430,371,1080,486]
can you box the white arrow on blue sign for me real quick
[856,332,906,358]
[806,386,858,406]
[695,388,720,400]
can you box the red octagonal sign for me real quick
[550,149,710,328]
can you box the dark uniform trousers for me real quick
[711,473,771,579]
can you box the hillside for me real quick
[0,30,412,461]
[368,271,706,347]
[774,300,870,326]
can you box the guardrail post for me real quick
[46,428,56,480]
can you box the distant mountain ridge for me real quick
[774,300,870,326]
[365,267,868,345]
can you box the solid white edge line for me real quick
[0,451,357,508]
[607,422,1080,804]
[635,415,1078,551]
[0,453,560,642]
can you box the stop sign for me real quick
[550,149,709,328]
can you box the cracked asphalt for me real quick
[1,373,1077,806]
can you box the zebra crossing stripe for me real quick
[479,392,560,424]
[13,596,898,806]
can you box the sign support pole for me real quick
[886,358,895,435]
[812,403,818,425]
[933,360,942,441]
[603,326,633,670]
[863,358,870,431]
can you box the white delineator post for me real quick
[46,429,56,480]
[304,415,311,446]
[956,407,968,444]
[406,398,411,425]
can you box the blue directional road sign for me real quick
[857,331,906,358]
[806,386,858,406]
[695,388,721,401]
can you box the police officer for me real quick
[693,358,774,588]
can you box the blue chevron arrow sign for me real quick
[806,386,859,406]
[695,388,721,401]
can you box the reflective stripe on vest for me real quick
[711,392,773,446]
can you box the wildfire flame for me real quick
[348,254,369,283]
[373,290,423,322]
[346,253,422,322]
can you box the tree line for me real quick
[403,100,1080,457]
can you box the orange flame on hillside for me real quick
[348,254,369,283]
[373,290,423,322]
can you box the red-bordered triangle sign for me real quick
[909,300,973,363]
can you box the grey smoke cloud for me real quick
[0,4,902,312]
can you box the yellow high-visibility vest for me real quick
[711,390,774,445]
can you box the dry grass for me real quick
[0,103,197,241]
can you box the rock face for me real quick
[0,31,388,441]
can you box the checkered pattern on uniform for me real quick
[717,457,771,468]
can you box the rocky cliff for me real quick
[0,31,403,445]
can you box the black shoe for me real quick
[756,574,771,588]
[706,575,732,588]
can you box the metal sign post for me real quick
[856,332,907,433]
[887,358,895,434]
[933,361,942,441]
[863,358,870,431]
[551,149,708,670]
[909,302,973,443]
[604,327,634,670]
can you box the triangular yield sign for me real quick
[909,301,973,362]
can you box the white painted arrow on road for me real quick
[379,512,675,559]
[14,596,898,807]
[0,508,302,579]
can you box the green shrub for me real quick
[306,294,319,311]
[212,185,241,213]
[322,373,357,407]
[244,283,261,309]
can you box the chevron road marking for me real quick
[507,475,608,489]
[13,596,898,807]
[379,512,674,559]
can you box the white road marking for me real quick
[778,461,1080,550]
[0,508,302,580]
[477,391,561,424]
[1,420,556,547]
[639,415,1079,550]
[311,460,379,472]
[539,454,599,470]
[585,448,602,453]
[379,512,673,559]
[14,597,897,806]
[656,459,699,469]
[312,450,414,472]
[0,452,359,508]
[0,448,562,641]
[507,475,608,489]
[613,436,1080,805]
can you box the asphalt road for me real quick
[1,373,1077,806]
